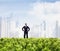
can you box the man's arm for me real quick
[22,27,24,31]
[28,27,30,31]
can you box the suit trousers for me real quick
[24,33,28,38]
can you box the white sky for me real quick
[0,0,60,38]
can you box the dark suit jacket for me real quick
[22,26,30,34]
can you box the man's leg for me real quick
[27,34,28,38]
[26,33,28,38]
[24,33,25,38]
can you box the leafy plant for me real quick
[0,38,60,51]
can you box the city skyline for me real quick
[0,17,60,38]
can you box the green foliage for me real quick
[0,38,60,51]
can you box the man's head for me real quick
[25,23,27,26]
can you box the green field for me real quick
[0,38,60,51]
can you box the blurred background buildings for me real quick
[0,17,60,38]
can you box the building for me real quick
[0,17,2,38]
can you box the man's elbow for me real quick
[29,28,30,31]
[22,28,23,31]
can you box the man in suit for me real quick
[22,23,30,38]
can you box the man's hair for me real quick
[25,23,27,25]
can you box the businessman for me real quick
[22,23,30,38]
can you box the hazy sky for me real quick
[0,0,60,26]
[0,0,60,38]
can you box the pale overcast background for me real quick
[0,0,60,38]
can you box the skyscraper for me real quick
[1,17,8,37]
[55,21,58,38]
[0,17,2,38]
[43,21,46,37]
